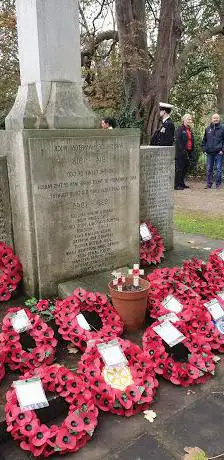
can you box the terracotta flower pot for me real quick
[108,276,150,332]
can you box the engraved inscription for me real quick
[140,147,175,248]
[0,158,13,245]
[29,136,140,296]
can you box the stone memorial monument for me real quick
[140,146,175,249]
[2,0,140,297]
[0,155,13,246]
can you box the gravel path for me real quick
[174,180,224,216]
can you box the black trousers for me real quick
[175,152,190,187]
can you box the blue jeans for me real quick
[207,153,223,187]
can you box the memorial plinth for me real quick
[5,129,140,297]
[140,146,175,249]
[0,156,13,246]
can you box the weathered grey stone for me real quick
[140,146,175,249]
[58,267,129,299]
[6,129,140,297]
[0,155,13,246]
[6,0,97,130]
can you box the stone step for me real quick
[58,267,129,298]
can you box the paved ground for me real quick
[1,232,224,460]
[174,180,224,216]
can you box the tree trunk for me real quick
[115,0,149,108]
[142,0,182,143]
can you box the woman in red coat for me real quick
[175,114,195,190]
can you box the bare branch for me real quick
[79,3,91,36]
[81,29,118,65]
[92,0,107,35]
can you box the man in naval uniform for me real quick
[151,102,175,146]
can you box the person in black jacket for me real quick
[175,114,195,190]
[151,102,175,146]
[201,113,224,189]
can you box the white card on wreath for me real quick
[97,339,128,368]
[76,314,91,331]
[153,321,185,347]
[10,309,31,333]
[158,312,179,323]
[14,377,49,411]
[218,250,224,261]
[204,299,224,321]
[140,223,152,241]
[217,291,224,300]
[162,295,183,313]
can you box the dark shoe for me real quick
[175,186,185,190]
[204,185,212,189]
[216,184,222,189]
[183,185,190,189]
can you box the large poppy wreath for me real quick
[54,288,124,352]
[143,320,215,387]
[0,307,57,372]
[0,242,23,301]
[180,257,224,300]
[140,222,165,266]
[77,337,158,416]
[147,276,202,322]
[186,298,224,353]
[5,364,99,458]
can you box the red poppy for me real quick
[64,413,84,432]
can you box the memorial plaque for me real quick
[28,131,139,296]
[140,146,175,249]
[0,156,13,246]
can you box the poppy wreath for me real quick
[147,276,202,322]
[5,364,99,458]
[0,307,57,372]
[180,257,224,300]
[54,288,124,352]
[140,222,165,266]
[186,299,224,353]
[0,242,23,302]
[77,337,158,416]
[142,320,215,386]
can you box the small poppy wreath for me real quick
[0,242,23,301]
[140,222,165,266]
[1,307,57,372]
[5,364,99,458]
[143,320,215,387]
[78,337,158,416]
[207,248,224,274]
[54,288,124,352]
[147,276,202,322]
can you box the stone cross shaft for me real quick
[128,264,144,287]
[6,0,96,130]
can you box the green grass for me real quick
[174,211,224,239]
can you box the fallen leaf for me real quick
[188,241,195,244]
[143,409,157,423]
[182,446,208,459]
[67,345,79,354]
[203,247,211,251]
[187,390,196,395]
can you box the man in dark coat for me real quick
[201,113,224,189]
[175,114,195,190]
[151,102,175,146]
